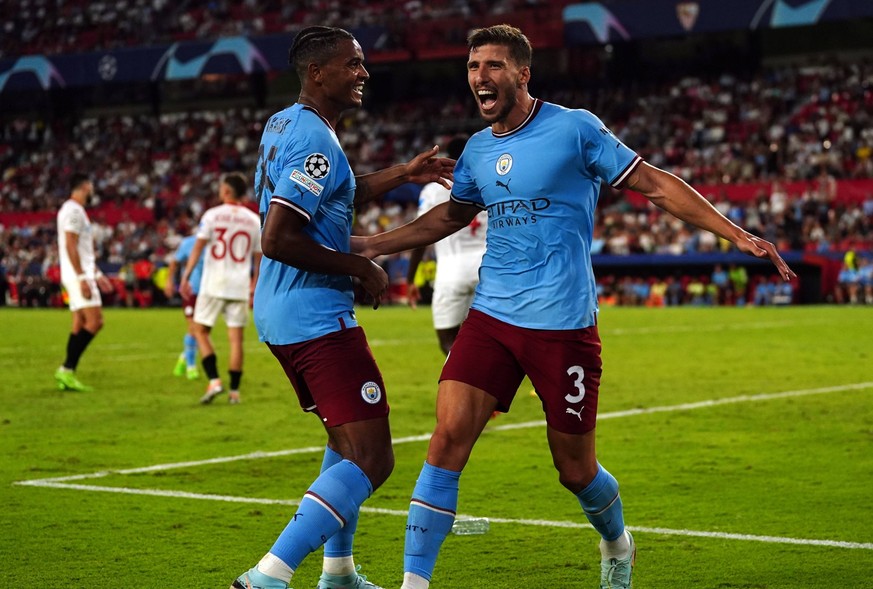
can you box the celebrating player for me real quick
[355,24,796,589]
[229,26,454,589]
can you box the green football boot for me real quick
[55,368,93,392]
[173,355,186,377]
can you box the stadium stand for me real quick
[1,3,872,307]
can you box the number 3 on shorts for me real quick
[565,365,586,403]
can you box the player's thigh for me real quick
[192,294,222,327]
[521,325,603,435]
[64,277,101,312]
[268,327,388,428]
[440,309,526,412]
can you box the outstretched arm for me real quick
[360,199,479,258]
[626,162,796,281]
[354,146,455,206]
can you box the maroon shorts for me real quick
[182,293,197,319]
[267,327,389,427]
[441,309,602,434]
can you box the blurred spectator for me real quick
[728,263,749,305]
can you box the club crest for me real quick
[361,381,382,404]
[496,153,513,175]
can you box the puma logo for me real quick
[495,178,512,194]
[566,406,584,420]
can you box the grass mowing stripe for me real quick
[603,319,827,336]
[16,479,873,551]
[12,380,872,554]
[14,381,870,484]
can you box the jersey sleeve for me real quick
[60,206,86,235]
[270,126,335,224]
[577,109,642,188]
[195,210,213,241]
[449,147,486,208]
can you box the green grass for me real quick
[2,305,872,588]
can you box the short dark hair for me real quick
[289,26,356,81]
[222,172,248,199]
[69,172,90,193]
[446,135,468,160]
[467,24,532,67]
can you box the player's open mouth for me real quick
[477,88,497,111]
[353,83,364,97]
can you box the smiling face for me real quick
[467,43,530,131]
[317,38,369,115]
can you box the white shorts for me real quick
[431,279,477,330]
[193,294,249,328]
[63,276,102,312]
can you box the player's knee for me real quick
[555,461,599,494]
[427,429,474,471]
[85,315,104,333]
[350,448,394,490]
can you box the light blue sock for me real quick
[184,333,197,368]
[404,462,460,581]
[576,463,625,541]
[270,459,373,569]
[321,446,357,558]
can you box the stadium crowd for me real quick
[2,50,873,308]
[0,0,560,59]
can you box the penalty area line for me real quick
[15,478,873,551]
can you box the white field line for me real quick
[13,381,873,551]
[16,480,873,552]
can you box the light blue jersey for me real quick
[174,235,203,295]
[253,104,358,345]
[452,99,642,329]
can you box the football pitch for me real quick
[2,305,872,588]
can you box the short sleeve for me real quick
[578,110,642,188]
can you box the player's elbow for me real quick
[261,233,284,260]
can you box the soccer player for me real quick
[180,172,262,405]
[355,25,797,589]
[163,232,203,380]
[54,173,113,392]
[406,135,487,355]
[230,26,454,589]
